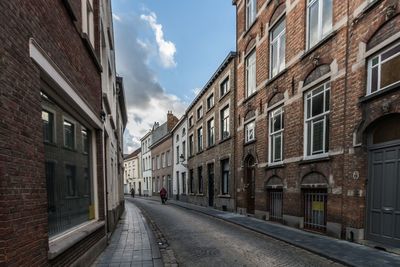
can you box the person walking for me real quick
[159,187,167,204]
[130,187,135,198]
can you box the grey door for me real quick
[367,144,400,246]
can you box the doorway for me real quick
[208,163,214,207]
[245,156,256,214]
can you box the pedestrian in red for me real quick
[159,187,167,204]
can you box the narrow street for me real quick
[131,197,343,267]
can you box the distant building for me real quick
[124,148,142,195]
[150,112,179,196]
[141,131,153,196]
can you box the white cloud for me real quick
[112,13,121,21]
[140,12,177,68]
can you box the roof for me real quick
[186,51,236,113]
[124,147,141,160]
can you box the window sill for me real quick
[48,220,104,260]
[242,91,258,105]
[206,144,216,150]
[63,146,77,152]
[359,83,400,103]
[219,136,232,145]
[219,91,230,102]
[265,68,288,88]
[243,18,258,39]
[196,193,204,196]
[244,139,256,146]
[189,193,196,196]
[196,150,204,155]
[266,162,285,169]
[44,141,57,147]
[299,155,330,165]
[206,106,214,114]
[301,31,337,61]
[218,194,231,198]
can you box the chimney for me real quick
[167,111,178,131]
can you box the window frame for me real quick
[367,42,400,95]
[197,127,203,152]
[246,49,257,97]
[42,109,56,144]
[207,93,214,110]
[269,17,286,78]
[221,159,230,195]
[63,118,76,150]
[220,77,230,98]
[189,134,194,156]
[306,0,333,49]
[246,0,257,30]
[269,106,284,164]
[197,105,203,120]
[304,82,331,159]
[220,105,230,140]
[245,120,256,143]
[207,117,215,147]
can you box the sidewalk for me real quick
[92,200,163,267]
[143,196,400,267]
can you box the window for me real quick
[270,18,286,78]
[207,118,215,147]
[246,50,257,97]
[305,82,330,157]
[197,106,203,120]
[152,157,155,170]
[220,77,229,97]
[189,169,194,194]
[189,134,194,156]
[182,172,186,195]
[82,128,89,153]
[176,135,179,142]
[189,116,193,127]
[162,153,165,168]
[166,150,171,166]
[246,0,257,30]
[198,166,203,194]
[157,155,160,169]
[66,165,76,196]
[182,127,186,135]
[207,94,214,110]
[64,120,75,149]
[307,0,332,48]
[176,146,180,164]
[197,127,203,151]
[182,141,186,160]
[221,106,230,139]
[82,0,94,45]
[221,159,229,195]
[245,120,255,143]
[269,107,284,163]
[367,42,400,95]
[42,110,54,143]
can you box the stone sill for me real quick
[217,194,231,199]
[48,220,105,260]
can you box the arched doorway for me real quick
[245,156,256,214]
[366,115,400,246]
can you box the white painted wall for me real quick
[141,133,153,196]
[172,117,188,197]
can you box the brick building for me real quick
[0,0,126,265]
[186,52,237,211]
[150,112,179,197]
[233,0,400,247]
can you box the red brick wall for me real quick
[0,0,103,265]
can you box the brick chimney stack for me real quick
[167,111,179,132]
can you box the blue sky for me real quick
[113,0,236,153]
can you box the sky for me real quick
[112,0,236,154]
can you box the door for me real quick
[138,182,142,196]
[176,171,180,200]
[303,189,327,232]
[367,144,400,246]
[208,163,214,207]
[168,175,173,197]
[246,156,256,214]
[268,189,283,221]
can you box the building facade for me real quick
[0,0,127,265]
[172,116,189,201]
[233,0,400,246]
[124,148,142,195]
[150,112,179,196]
[186,53,237,211]
[141,131,153,196]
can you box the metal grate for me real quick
[303,189,327,231]
[269,190,283,221]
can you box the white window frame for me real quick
[246,0,257,30]
[245,120,256,143]
[307,0,332,49]
[221,105,230,140]
[220,77,230,98]
[269,107,284,164]
[269,18,286,78]
[207,118,215,147]
[63,117,76,149]
[246,50,257,97]
[367,42,400,95]
[82,0,94,46]
[304,82,330,159]
[197,127,203,152]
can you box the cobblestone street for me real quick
[132,197,344,267]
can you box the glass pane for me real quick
[271,42,278,77]
[274,134,282,161]
[325,89,330,111]
[312,119,324,153]
[307,122,312,155]
[371,66,378,93]
[307,98,311,119]
[273,113,282,132]
[279,33,286,71]
[371,57,379,66]
[322,0,332,35]
[312,92,324,116]
[309,1,319,47]
[381,44,400,61]
[272,19,285,39]
[325,117,329,152]
[380,55,400,89]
